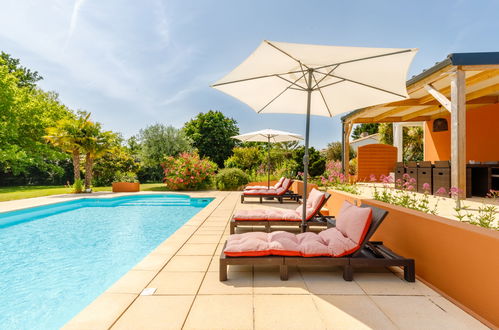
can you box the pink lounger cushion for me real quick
[245,177,285,190]
[243,178,292,196]
[234,188,325,222]
[225,201,372,258]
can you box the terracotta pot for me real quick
[112,182,140,192]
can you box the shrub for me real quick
[162,152,217,190]
[215,168,250,190]
[72,179,84,193]
[224,147,262,171]
[113,171,138,183]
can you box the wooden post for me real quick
[450,68,466,204]
[344,122,352,177]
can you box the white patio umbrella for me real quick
[232,129,303,188]
[212,40,417,230]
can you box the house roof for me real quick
[341,52,499,123]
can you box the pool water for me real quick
[0,194,212,329]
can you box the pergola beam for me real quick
[400,105,442,121]
[424,84,452,111]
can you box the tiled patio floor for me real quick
[1,191,487,329]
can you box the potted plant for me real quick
[112,172,140,192]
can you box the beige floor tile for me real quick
[371,295,480,330]
[301,271,365,295]
[355,272,436,296]
[150,243,179,255]
[208,256,253,272]
[63,293,136,330]
[149,271,205,295]
[187,235,222,244]
[198,271,252,295]
[133,254,171,271]
[112,295,194,330]
[254,295,325,329]
[177,243,217,256]
[163,256,211,272]
[107,270,157,294]
[195,228,224,235]
[429,297,488,329]
[183,295,253,330]
[313,295,397,329]
[253,270,309,294]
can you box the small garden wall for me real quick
[327,189,499,328]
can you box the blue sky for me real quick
[1,0,498,148]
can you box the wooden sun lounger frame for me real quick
[240,181,300,204]
[220,204,415,282]
[230,192,331,234]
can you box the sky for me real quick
[1,0,499,149]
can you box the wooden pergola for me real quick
[341,52,499,199]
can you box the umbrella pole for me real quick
[267,136,271,189]
[301,69,313,233]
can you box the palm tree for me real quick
[44,113,92,182]
[80,121,116,190]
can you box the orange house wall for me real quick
[424,104,499,162]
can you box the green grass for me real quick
[0,183,167,202]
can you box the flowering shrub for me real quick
[162,152,217,190]
[320,161,360,195]
[373,173,439,215]
[454,190,498,230]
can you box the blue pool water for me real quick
[0,194,212,329]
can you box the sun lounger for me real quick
[244,177,285,190]
[231,188,331,234]
[241,178,300,203]
[220,202,415,282]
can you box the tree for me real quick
[351,123,379,140]
[45,113,93,182]
[292,147,326,177]
[378,123,393,145]
[0,58,73,183]
[92,144,139,186]
[378,123,423,161]
[80,120,117,190]
[136,124,193,181]
[0,52,42,88]
[183,110,239,167]
[324,141,356,161]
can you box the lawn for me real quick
[0,183,167,202]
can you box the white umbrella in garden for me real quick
[232,129,303,188]
[212,40,417,230]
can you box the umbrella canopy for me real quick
[232,129,303,143]
[213,40,417,230]
[232,129,303,188]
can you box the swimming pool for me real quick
[0,194,213,329]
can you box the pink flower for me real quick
[435,187,447,196]
[407,185,415,191]
[409,177,417,184]
[450,186,462,197]
[422,183,431,192]
[403,173,410,180]
[369,174,377,182]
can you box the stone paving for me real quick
[1,191,487,329]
